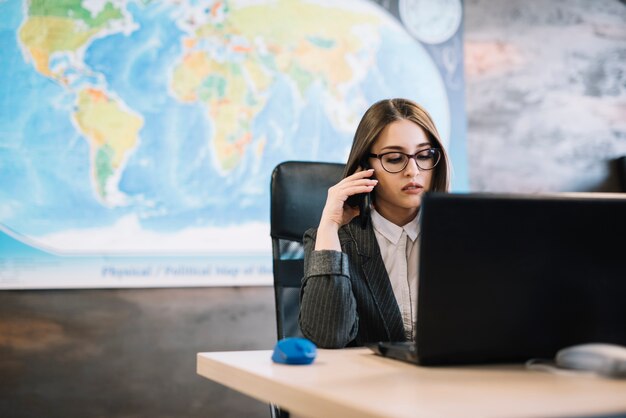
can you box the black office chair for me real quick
[270,160,345,339]
[269,161,344,418]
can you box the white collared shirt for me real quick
[370,208,420,341]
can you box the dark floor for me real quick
[0,286,277,418]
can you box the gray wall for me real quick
[1,1,625,417]
[465,0,626,192]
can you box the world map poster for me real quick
[0,0,467,288]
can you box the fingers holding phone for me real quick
[320,169,377,228]
[315,169,376,251]
[345,168,376,229]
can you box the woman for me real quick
[299,98,450,348]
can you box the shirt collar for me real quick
[371,208,420,244]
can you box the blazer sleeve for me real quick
[298,227,359,348]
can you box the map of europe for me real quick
[0,0,448,279]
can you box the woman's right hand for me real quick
[314,169,377,251]
[319,169,378,230]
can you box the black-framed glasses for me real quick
[368,148,441,173]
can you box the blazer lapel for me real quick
[348,221,406,342]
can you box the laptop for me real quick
[368,192,626,366]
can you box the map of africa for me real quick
[0,0,449,284]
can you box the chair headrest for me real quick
[271,161,345,242]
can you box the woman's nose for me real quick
[404,156,420,176]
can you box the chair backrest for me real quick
[270,161,345,340]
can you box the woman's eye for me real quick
[417,150,434,160]
[385,156,404,164]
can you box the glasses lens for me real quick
[415,148,440,170]
[381,152,408,173]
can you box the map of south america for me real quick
[19,0,142,206]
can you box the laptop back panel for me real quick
[415,193,626,366]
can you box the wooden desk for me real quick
[197,348,626,418]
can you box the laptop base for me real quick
[366,342,419,365]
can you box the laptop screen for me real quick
[415,192,626,365]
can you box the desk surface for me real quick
[197,348,626,418]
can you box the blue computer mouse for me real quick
[271,337,317,365]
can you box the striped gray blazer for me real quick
[298,217,406,348]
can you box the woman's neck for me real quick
[374,203,419,227]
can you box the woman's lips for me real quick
[402,182,423,194]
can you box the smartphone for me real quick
[345,161,373,229]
